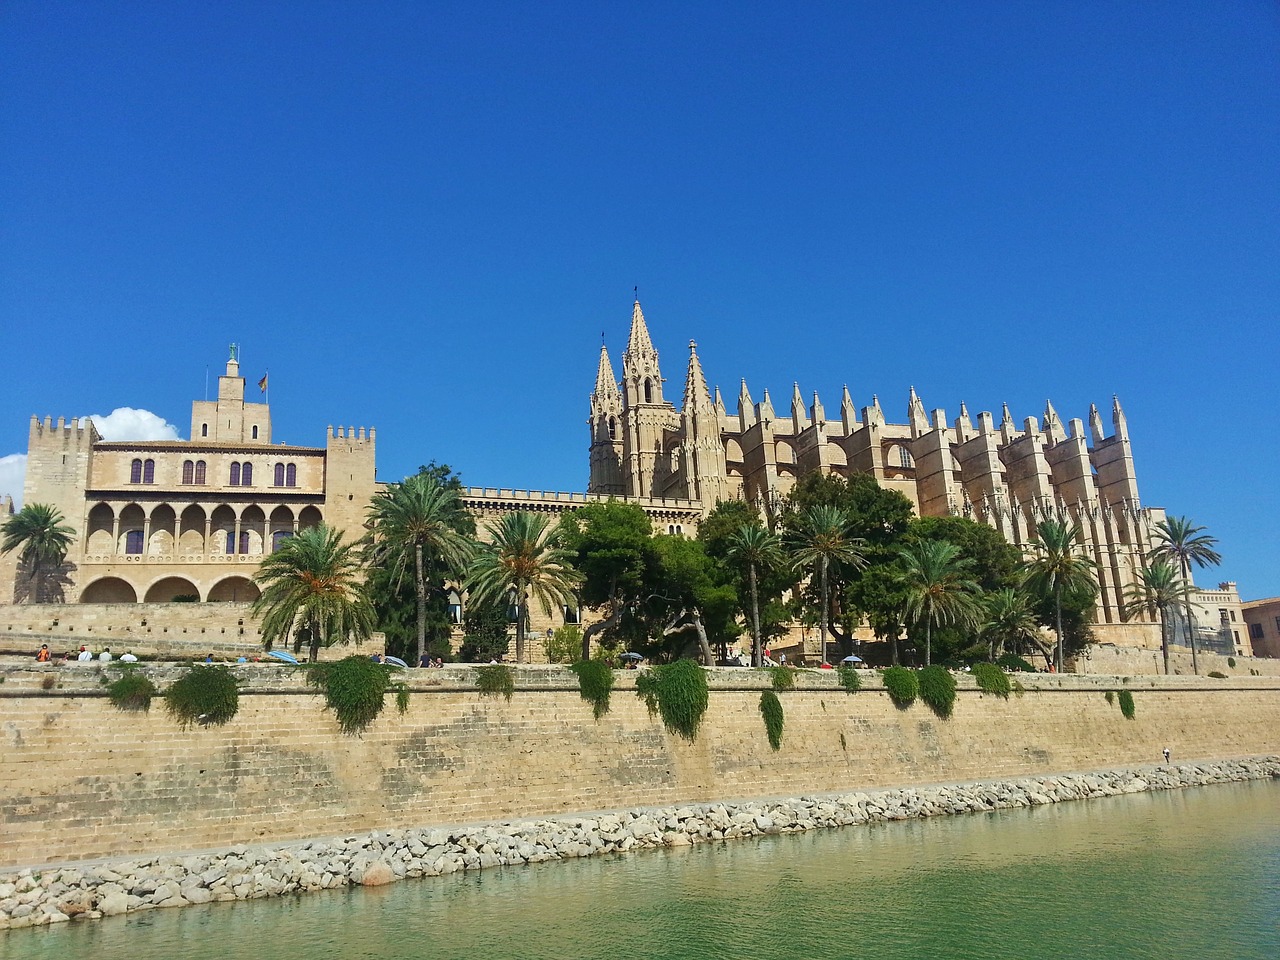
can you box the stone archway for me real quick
[208,576,260,602]
[80,577,139,603]
[144,576,201,603]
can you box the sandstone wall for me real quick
[2,665,1277,869]
[1076,643,1280,678]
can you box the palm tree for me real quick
[252,524,375,662]
[979,587,1041,663]
[1023,519,1096,673]
[1122,560,1193,675]
[464,512,582,664]
[1149,516,1221,676]
[894,539,982,666]
[366,473,475,665]
[1,503,75,603]
[726,522,785,666]
[786,504,866,665]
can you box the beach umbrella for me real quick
[385,655,409,668]
[840,655,864,664]
[268,650,300,665]
[620,652,645,661]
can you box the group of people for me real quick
[36,644,138,663]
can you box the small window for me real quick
[271,530,291,553]
[1274,616,1280,633]
[1233,630,1240,644]
[239,530,250,555]
[1230,610,1236,622]
[608,416,617,440]
[274,463,286,487]
[125,530,143,555]
[252,425,258,439]
[225,530,236,554]
[143,459,155,483]
[130,459,143,483]
[448,589,463,624]
[194,460,206,484]
[201,423,208,438]
[286,463,296,487]
[644,378,653,403]
[563,604,580,625]
[230,463,241,486]
[182,460,194,484]
[241,462,253,485]
[1250,623,1264,640]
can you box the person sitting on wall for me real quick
[35,644,50,662]
[76,646,93,662]
[419,653,431,668]
[370,653,382,663]
[119,650,138,663]
[98,647,112,662]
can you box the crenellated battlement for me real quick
[29,415,101,446]
[327,425,376,443]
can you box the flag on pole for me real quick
[258,374,268,393]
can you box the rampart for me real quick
[1,665,1277,869]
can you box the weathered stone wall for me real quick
[1076,643,1280,677]
[2,664,1277,869]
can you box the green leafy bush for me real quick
[172,594,199,603]
[1117,689,1135,719]
[570,659,614,718]
[971,663,1011,699]
[395,683,410,715]
[634,659,709,742]
[918,665,957,719]
[107,668,158,712]
[1227,656,1236,668]
[1105,690,1115,705]
[881,666,918,708]
[308,656,393,734]
[759,690,784,750]
[1207,670,1227,679]
[766,665,795,692]
[165,665,239,728]
[474,663,516,701]
[836,665,861,693]
[996,653,1035,672]
[544,625,583,664]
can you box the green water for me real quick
[6,780,1278,959]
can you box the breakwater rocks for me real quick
[3,756,1276,930]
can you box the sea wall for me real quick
[1,664,1278,872]
[1075,642,1280,678]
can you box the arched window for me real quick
[448,589,462,624]
[194,460,206,484]
[608,416,616,440]
[238,530,250,555]
[644,378,653,404]
[230,462,241,486]
[143,459,155,483]
[225,530,236,554]
[899,447,914,469]
[274,463,285,487]
[125,530,143,554]
[201,423,208,437]
[251,425,258,439]
[130,459,143,483]
[241,462,253,486]
[286,463,296,487]
[272,530,291,553]
[563,603,580,625]
[182,460,194,484]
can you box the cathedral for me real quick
[588,300,1208,650]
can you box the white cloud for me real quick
[80,408,182,442]
[0,453,27,508]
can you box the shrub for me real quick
[395,683,410,715]
[474,664,516,702]
[996,653,1035,672]
[759,690,784,750]
[766,665,795,692]
[1117,689,1135,719]
[1105,690,1115,705]
[1012,679,1025,698]
[570,659,614,718]
[918,665,957,719]
[107,668,158,712]
[41,674,56,690]
[544,625,583,664]
[881,666,918,708]
[1227,656,1236,668]
[836,665,861,693]
[308,656,393,734]
[1207,670,1227,679]
[172,594,199,603]
[634,658,709,742]
[971,663,1011,699]
[165,665,239,728]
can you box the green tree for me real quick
[365,468,475,665]
[726,522,786,666]
[1,503,75,603]
[251,524,375,662]
[979,588,1044,663]
[457,592,514,662]
[701,500,791,657]
[465,511,582,663]
[559,500,654,659]
[1024,519,1097,673]
[1123,559,1194,676]
[1149,516,1222,676]
[893,539,981,666]
[642,534,738,665]
[784,503,866,664]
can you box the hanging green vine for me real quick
[106,667,158,712]
[1117,689,1136,719]
[759,690,784,750]
[634,659,709,742]
[918,665,957,719]
[308,656,393,734]
[971,663,1011,699]
[836,665,861,693]
[569,659,614,718]
[765,665,795,691]
[881,666,919,708]
[475,663,516,701]
[165,665,240,728]
[395,683,410,715]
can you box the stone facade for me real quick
[589,300,1196,648]
[1243,596,1280,659]
[7,351,377,606]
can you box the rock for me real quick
[99,893,130,916]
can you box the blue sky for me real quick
[2,2,1277,598]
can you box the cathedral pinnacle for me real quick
[682,340,714,414]
[627,300,656,358]
[593,345,620,403]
